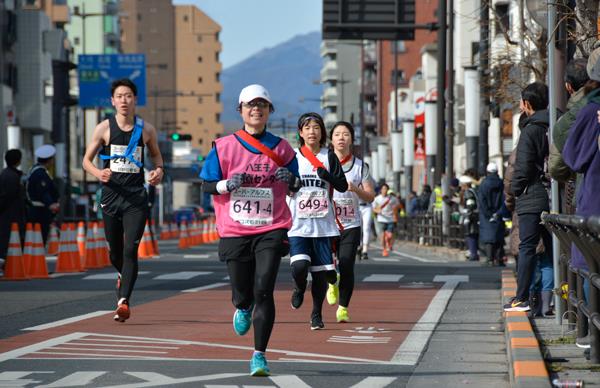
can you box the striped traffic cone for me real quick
[28,223,49,279]
[178,222,189,249]
[137,223,153,259]
[83,223,100,269]
[76,221,86,263]
[22,223,34,276]
[55,223,80,273]
[94,222,110,267]
[46,223,59,255]
[2,223,27,280]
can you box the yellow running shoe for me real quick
[326,273,340,305]
[336,306,350,323]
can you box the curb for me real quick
[502,270,551,388]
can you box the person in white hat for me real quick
[200,84,301,376]
[27,144,60,243]
[83,78,164,324]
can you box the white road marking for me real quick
[371,257,399,262]
[153,271,212,280]
[83,272,150,280]
[182,254,210,259]
[100,372,249,388]
[350,377,398,388]
[270,375,312,388]
[181,282,228,293]
[328,335,391,344]
[36,372,106,388]
[22,311,113,331]
[390,275,469,365]
[0,333,88,362]
[363,274,404,282]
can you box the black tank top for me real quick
[102,115,145,193]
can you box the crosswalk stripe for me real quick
[363,274,404,282]
[83,272,150,280]
[153,271,212,280]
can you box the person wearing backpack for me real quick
[504,82,553,312]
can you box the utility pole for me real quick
[478,0,490,177]
[435,0,447,186]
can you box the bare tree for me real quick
[573,0,599,56]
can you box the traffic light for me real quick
[170,133,192,141]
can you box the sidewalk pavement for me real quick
[501,269,600,388]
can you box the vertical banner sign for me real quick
[413,92,425,161]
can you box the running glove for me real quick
[275,167,294,183]
[226,173,245,192]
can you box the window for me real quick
[183,15,188,22]
[215,52,219,62]
[197,56,203,63]
[74,37,80,45]
[198,96,203,103]
[137,13,141,21]
[216,72,220,82]
[390,41,406,53]
[197,35,202,42]
[390,70,406,85]
[215,93,220,102]
[198,77,203,83]
[197,117,203,124]
[215,32,220,41]
[495,3,510,35]
[53,0,67,5]
[198,138,203,145]
[216,113,220,122]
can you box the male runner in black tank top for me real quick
[83,78,164,322]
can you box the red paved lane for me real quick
[0,283,438,364]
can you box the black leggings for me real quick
[227,250,281,352]
[291,260,337,317]
[337,227,361,308]
[103,206,148,301]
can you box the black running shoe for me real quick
[310,313,324,330]
[361,252,369,260]
[291,287,304,309]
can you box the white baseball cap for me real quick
[459,175,473,185]
[486,162,498,173]
[35,144,56,159]
[238,84,272,104]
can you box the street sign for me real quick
[78,54,147,108]
[323,0,416,40]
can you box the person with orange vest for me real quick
[200,84,300,376]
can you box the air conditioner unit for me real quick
[22,0,42,10]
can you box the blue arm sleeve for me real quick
[199,147,222,182]
[285,156,300,178]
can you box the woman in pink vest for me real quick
[200,84,301,376]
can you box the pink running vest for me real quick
[213,133,296,237]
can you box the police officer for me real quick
[27,144,60,244]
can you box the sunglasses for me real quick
[242,101,270,109]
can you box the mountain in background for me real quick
[221,31,323,135]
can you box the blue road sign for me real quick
[78,54,147,108]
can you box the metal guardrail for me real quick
[541,213,600,364]
[396,213,465,250]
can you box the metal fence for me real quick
[396,213,465,250]
[541,213,600,363]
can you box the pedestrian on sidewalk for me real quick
[478,162,505,266]
[27,145,60,244]
[83,78,164,323]
[563,48,600,346]
[287,112,348,332]
[200,84,301,376]
[504,82,553,313]
[459,175,479,261]
[328,121,375,323]
[372,183,399,256]
[0,149,26,268]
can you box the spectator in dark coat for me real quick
[478,162,505,266]
[417,184,432,213]
[0,149,26,264]
[563,48,600,317]
[406,191,418,217]
[504,82,553,313]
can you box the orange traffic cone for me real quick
[170,222,178,239]
[178,222,189,249]
[28,223,49,279]
[3,223,27,280]
[94,222,110,267]
[22,223,34,275]
[76,221,86,263]
[46,223,59,255]
[55,223,80,273]
[83,223,100,269]
[137,223,152,259]
[159,223,169,240]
